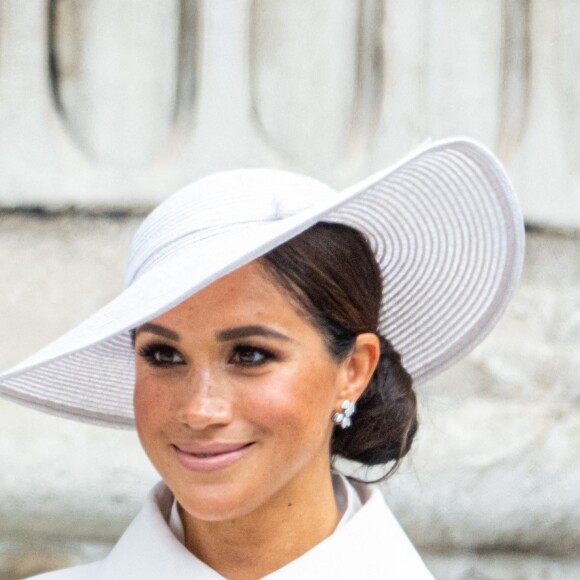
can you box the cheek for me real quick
[244,364,337,442]
[133,377,168,436]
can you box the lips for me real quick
[172,441,254,472]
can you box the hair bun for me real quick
[332,333,418,473]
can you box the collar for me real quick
[96,479,434,579]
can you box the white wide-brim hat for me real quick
[0,138,525,428]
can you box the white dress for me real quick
[29,474,434,579]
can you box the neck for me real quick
[181,460,340,580]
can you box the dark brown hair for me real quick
[260,222,418,476]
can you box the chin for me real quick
[174,482,269,522]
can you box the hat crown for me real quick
[125,169,336,287]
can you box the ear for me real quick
[334,333,380,407]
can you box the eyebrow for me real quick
[134,323,180,341]
[132,323,291,344]
[215,325,291,342]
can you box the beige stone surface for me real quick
[0,541,110,580]
[384,397,580,554]
[0,2,578,226]
[0,398,157,541]
[0,215,140,369]
[424,553,580,580]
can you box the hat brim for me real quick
[0,138,525,427]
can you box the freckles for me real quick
[134,380,166,423]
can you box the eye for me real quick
[228,345,276,367]
[138,343,185,368]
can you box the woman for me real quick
[0,139,524,579]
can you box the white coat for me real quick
[30,479,434,579]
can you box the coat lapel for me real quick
[96,483,225,579]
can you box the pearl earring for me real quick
[332,399,356,429]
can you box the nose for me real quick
[176,367,233,429]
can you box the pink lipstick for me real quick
[172,441,254,472]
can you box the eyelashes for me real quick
[137,342,278,369]
[228,345,277,367]
[138,342,185,368]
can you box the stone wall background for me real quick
[0,1,578,579]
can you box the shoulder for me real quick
[25,561,103,580]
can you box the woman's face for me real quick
[133,261,354,522]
